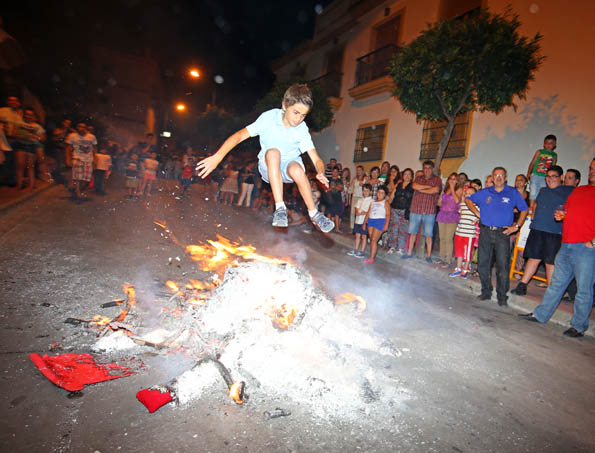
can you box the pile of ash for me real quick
[94,261,409,421]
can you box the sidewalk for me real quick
[329,231,595,338]
[0,179,55,212]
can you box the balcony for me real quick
[311,71,343,110]
[348,44,397,100]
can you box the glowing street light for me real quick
[175,103,186,112]
[189,69,200,78]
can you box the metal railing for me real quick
[353,44,398,87]
[311,71,343,98]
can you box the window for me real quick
[419,112,471,160]
[440,0,481,20]
[375,14,401,49]
[353,120,388,163]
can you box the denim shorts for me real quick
[258,157,304,184]
[408,213,436,237]
[529,175,546,200]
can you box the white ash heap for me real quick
[97,261,409,421]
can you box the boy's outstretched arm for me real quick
[196,128,251,178]
[305,148,329,188]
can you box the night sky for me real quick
[2,0,332,114]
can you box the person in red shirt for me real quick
[519,158,595,337]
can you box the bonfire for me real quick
[74,222,407,420]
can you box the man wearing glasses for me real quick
[465,167,529,305]
[512,166,574,295]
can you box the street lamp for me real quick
[189,69,200,78]
[175,103,186,112]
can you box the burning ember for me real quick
[268,304,298,330]
[334,292,367,312]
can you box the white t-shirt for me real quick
[95,153,112,171]
[66,132,97,163]
[0,107,23,145]
[355,196,373,224]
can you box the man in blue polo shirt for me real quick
[465,166,529,305]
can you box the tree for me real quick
[390,8,543,174]
[255,78,333,132]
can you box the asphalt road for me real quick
[1,178,594,452]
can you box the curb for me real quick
[0,181,56,213]
[329,231,594,339]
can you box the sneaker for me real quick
[355,251,366,258]
[459,271,469,279]
[311,212,335,233]
[400,254,413,260]
[272,207,288,228]
[425,257,433,264]
[363,259,375,263]
[449,269,462,278]
[512,282,527,295]
[387,248,395,254]
[347,250,358,257]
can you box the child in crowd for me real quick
[139,151,159,196]
[195,84,334,233]
[362,185,390,264]
[253,186,273,212]
[219,161,239,205]
[181,155,194,194]
[450,186,479,279]
[348,183,373,258]
[94,148,112,195]
[125,153,139,198]
[526,134,557,211]
[66,122,97,201]
[326,179,344,232]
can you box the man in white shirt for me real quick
[0,96,23,185]
[66,122,97,200]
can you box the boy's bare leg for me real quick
[287,163,315,210]
[265,149,284,204]
[287,162,335,232]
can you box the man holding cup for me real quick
[519,158,595,337]
[512,165,574,294]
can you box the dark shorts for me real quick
[327,202,343,217]
[353,223,367,235]
[523,229,562,264]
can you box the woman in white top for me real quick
[349,165,367,231]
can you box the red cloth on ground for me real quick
[136,387,174,413]
[30,353,133,392]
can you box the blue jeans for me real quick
[408,213,436,237]
[529,175,546,201]
[534,243,595,333]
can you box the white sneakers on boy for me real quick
[311,212,335,233]
[272,207,289,228]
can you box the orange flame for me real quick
[165,280,180,292]
[229,381,245,405]
[91,315,111,326]
[186,235,289,273]
[122,283,136,307]
[269,304,298,330]
[334,293,367,312]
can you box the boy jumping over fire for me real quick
[196,84,335,233]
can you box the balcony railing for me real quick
[311,71,343,98]
[353,44,398,87]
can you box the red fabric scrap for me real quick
[30,353,134,392]
[136,388,174,413]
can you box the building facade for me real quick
[272,0,594,179]
[90,47,161,147]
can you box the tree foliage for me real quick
[390,8,543,172]
[255,78,334,132]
